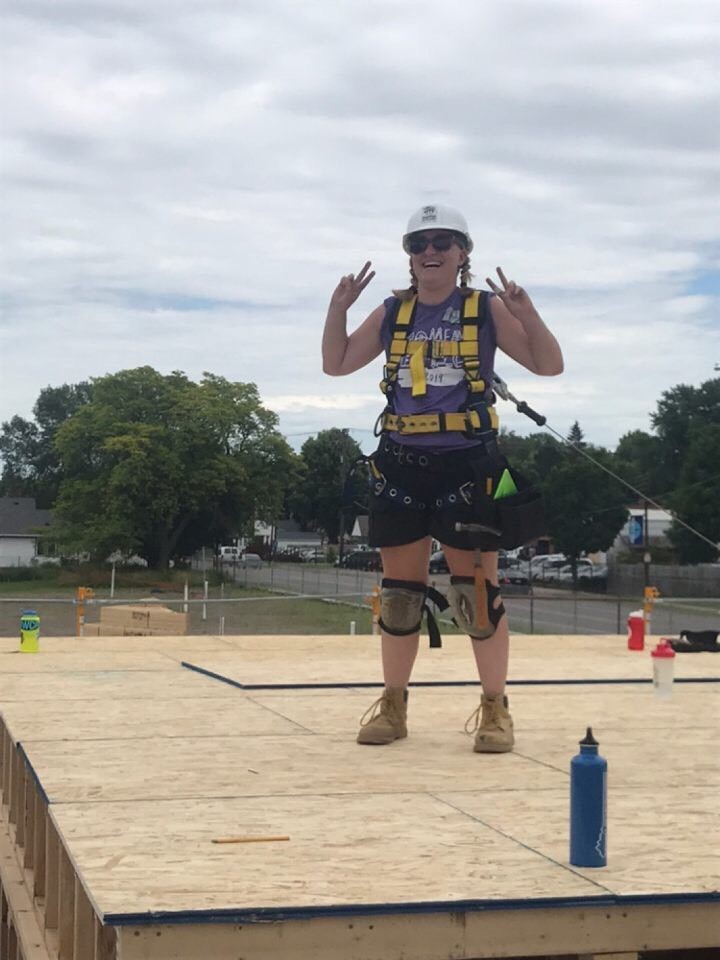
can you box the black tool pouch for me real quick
[493,469,546,549]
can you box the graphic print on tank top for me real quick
[379,290,497,451]
[396,303,465,390]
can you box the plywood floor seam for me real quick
[426,790,616,897]
[0,633,718,960]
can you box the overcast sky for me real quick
[2,0,718,456]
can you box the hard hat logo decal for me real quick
[421,206,438,222]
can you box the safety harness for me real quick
[376,290,499,441]
[367,289,511,646]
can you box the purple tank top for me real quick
[379,288,497,451]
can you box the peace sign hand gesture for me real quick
[330,261,376,312]
[486,266,538,322]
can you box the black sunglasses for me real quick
[407,233,462,255]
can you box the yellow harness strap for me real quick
[408,341,427,396]
[378,289,499,434]
[380,297,417,396]
[379,408,499,435]
[460,291,487,395]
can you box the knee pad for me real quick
[447,575,505,640]
[379,578,427,636]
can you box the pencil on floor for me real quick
[212,835,290,844]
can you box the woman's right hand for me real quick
[329,261,375,311]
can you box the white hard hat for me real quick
[403,204,473,253]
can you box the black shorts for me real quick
[367,438,502,551]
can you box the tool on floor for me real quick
[212,835,290,844]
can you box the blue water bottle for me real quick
[570,727,607,867]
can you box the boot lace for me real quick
[464,699,505,735]
[359,695,387,728]
[464,704,481,735]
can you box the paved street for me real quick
[234,563,719,636]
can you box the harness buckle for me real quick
[373,410,387,437]
[372,470,387,496]
[381,366,396,394]
[459,481,475,505]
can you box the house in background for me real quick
[253,519,323,555]
[613,505,673,552]
[351,515,369,544]
[0,497,54,566]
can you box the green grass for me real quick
[0,575,471,637]
[0,566,223,594]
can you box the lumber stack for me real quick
[84,601,188,636]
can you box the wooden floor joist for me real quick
[0,632,717,960]
[0,821,51,960]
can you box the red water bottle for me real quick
[627,610,644,651]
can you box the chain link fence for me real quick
[1,562,717,638]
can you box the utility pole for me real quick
[643,498,651,589]
[337,428,351,565]
[338,447,346,565]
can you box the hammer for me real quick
[455,520,501,637]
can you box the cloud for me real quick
[1,0,718,461]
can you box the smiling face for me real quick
[407,229,467,297]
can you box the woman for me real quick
[322,204,563,751]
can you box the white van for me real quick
[217,546,241,563]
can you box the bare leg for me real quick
[379,537,433,687]
[441,546,509,696]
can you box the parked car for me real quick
[557,560,607,582]
[240,553,263,569]
[499,565,530,585]
[340,549,382,571]
[532,556,568,582]
[429,550,449,574]
[529,554,566,579]
[300,548,325,563]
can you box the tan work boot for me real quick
[465,693,514,753]
[357,687,408,745]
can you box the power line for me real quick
[493,374,717,553]
[539,422,718,553]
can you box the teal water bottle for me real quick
[20,609,40,653]
[570,727,607,867]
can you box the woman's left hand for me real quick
[486,267,538,322]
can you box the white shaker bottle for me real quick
[651,639,676,699]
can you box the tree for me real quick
[0,382,92,506]
[567,421,585,447]
[290,428,365,542]
[498,429,564,487]
[52,367,297,568]
[542,443,627,578]
[614,430,665,499]
[666,423,720,563]
[651,378,720,490]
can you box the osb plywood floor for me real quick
[0,633,718,921]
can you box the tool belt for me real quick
[368,442,546,551]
